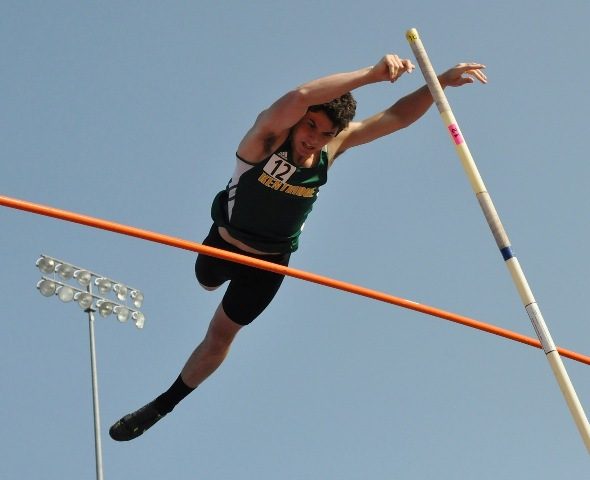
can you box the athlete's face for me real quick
[291,110,338,160]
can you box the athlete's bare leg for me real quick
[180,303,242,388]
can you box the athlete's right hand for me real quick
[370,54,415,83]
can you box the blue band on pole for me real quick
[500,246,514,261]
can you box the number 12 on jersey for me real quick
[264,155,296,182]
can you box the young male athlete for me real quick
[109,53,487,441]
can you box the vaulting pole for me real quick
[406,27,590,453]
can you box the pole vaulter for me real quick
[406,28,590,453]
[2,193,589,369]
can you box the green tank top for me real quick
[211,144,329,253]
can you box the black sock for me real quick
[154,375,195,415]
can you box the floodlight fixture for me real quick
[113,283,128,302]
[36,256,55,274]
[37,279,57,297]
[94,277,112,295]
[35,254,147,480]
[56,263,75,280]
[113,305,130,323]
[96,299,115,318]
[57,285,75,303]
[131,311,145,329]
[74,269,92,287]
[74,292,93,310]
[130,290,144,308]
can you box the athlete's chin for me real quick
[296,143,317,157]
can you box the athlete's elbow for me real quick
[383,109,412,132]
[287,87,310,108]
[396,117,416,130]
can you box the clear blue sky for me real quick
[2,1,589,478]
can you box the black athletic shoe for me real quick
[109,401,166,441]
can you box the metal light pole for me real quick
[87,281,104,480]
[36,255,145,480]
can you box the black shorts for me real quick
[195,225,291,326]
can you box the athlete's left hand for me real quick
[439,63,487,87]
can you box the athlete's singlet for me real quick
[211,143,329,253]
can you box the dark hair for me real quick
[309,92,356,132]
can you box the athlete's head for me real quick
[309,92,357,134]
[290,93,357,160]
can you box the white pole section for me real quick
[406,27,590,454]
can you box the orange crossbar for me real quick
[2,193,589,366]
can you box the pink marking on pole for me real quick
[448,124,464,145]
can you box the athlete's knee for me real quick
[199,282,220,291]
[203,305,242,353]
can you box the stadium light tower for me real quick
[36,254,145,480]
